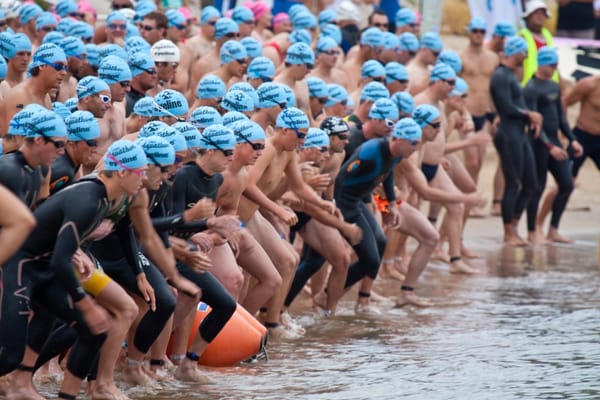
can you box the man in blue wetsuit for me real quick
[335,117,422,313]
[490,36,543,246]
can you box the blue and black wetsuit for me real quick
[490,64,537,225]
[0,179,110,379]
[0,150,44,208]
[335,137,401,288]
[524,76,576,232]
[171,162,236,344]
[49,152,78,195]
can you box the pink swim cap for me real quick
[244,1,269,20]
[179,6,194,21]
[273,12,289,29]
[78,0,97,20]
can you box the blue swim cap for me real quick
[276,107,309,129]
[399,32,419,52]
[285,42,314,66]
[200,124,236,150]
[230,120,266,144]
[201,6,220,25]
[77,76,110,100]
[289,29,312,46]
[220,39,247,64]
[307,77,328,98]
[391,91,415,115]
[361,81,390,102]
[319,9,337,27]
[392,118,422,141]
[125,36,151,56]
[42,31,64,46]
[133,96,155,117]
[172,122,201,149]
[232,6,254,25]
[55,0,78,18]
[369,98,399,121]
[138,121,169,138]
[257,82,287,109]
[66,110,100,141]
[437,50,462,74]
[196,74,226,99]
[129,51,155,77]
[155,125,188,152]
[64,97,78,112]
[8,104,45,136]
[85,43,100,67]
[106,10,127,26]
[99,55,132,84]
[360,27,384,47]
[241,36,262,58]
[222,111,248,127]
[302,128,329,149]
[137,135,175,166]
[28,109,67,138]
[153,89,189,118]
[396,8,417,27]
[247,56,275,80]
[361,59,385,79]
[316,36,338,54]
[12,33,32,55]
[52,102,72,121]
[537,46,558,66]
[133,1,156,22]
[292,11,317,30]
[383,32,400,51]
[56,17,75,34]
[386,62,409,83]
[166,9,186,28]
[412,104,441,128]
[0,32,15,59]
[0,56,6,79]
[504,36,528,57]
[126,23,140,40]
[450,77,468,97]
[288,4,310,21]
[214,18,239,40]
[320,23,342,45]
[190,106,223,129]
[429,62,457,83]
[421,32,443,52]
[30,43,67,69]
[104,140,148,171]
[100,44,128,61]
[19,3,43,24]
[68,21,93,41]
[35,12,56,31]
[468,17,487,32]
[221,89,254,113]
[60,36,85,58]
[493,21,516,37]
[230,82,259,109]
[325,83,352,107]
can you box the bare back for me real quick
[564,75,600,135]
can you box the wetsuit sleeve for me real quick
[113,217,144,275]
[491,69,530,120]
[341,141,380,183]
[383,172,395,203]
[523,82,539,112]
[171,168,188,214]
[556,94,576,142]
[152,215,209,233]
[0,161,23,201]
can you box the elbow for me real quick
[24,212,36,232]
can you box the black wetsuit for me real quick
[524,76,576,231]
[172,162,236,344]
[0,150,44,208]
[335,137,400,288]
[49,152,78,195]
[0,179,109,379]
[490,64,537,225]
[125,87,145,117]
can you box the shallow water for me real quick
[37,232,600,400]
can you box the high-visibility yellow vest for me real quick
[519,27,559,86]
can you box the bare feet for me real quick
[354,300,382,315]
[122,361,152,386]
[174,361,213,383]
[280,311,306,335]
[460,245,480,259]
[503,233,528,247]
[450,259,479,274]
[92,382,131,400]
[379,259,405,281]
[395,291,434,307]
[312,291,333,317]
[267,325,303,340]
[431,248,450,264]
[5,371,45,400]
[527,230,549,245]
[547,229,574,244]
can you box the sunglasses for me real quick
[409,140,420,147]
[112,3,132,9]
[408,50,417,56]
[0,21,6,28]
[318,146,329,153]
[431,50,440,57]
[258,76,272,82]
[427,121,441,129]
[37,57,68,72]
[335,133,349,140]
[108,23,127,31]
[141,67,157,75]
[373,22,389,29]
[239,135,265,150]
[373,108,395,128]
[206,20,217,27]
[442,79,456,86]
[225,32,241,38]
[394,79,409,84]
[141,24,157,31]
[202,136,234,157]
[40,26,55,32]
[305,63,314,70]
[321,49,340,56]
[119,81,131,88]
[156,61,179,69]
[69,12,85,19]
[106,154,147,177]
[95,94,112,104]
[30,124,66,148]
[173,23,186,30]
[235,58,249,65]
[146,153,171,172]
[317,97,328,104]
[371,76,385,83]
[242,20,256,25]
[471,29,486,35]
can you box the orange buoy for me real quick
[186,302,267,367]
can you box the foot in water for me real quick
[312,291,333,317]
[379,258,406,281]
[122,360,153,386]
[547,228,574,244]
[174,360,213,383]
[91,382,132,400]
[449,258,480,274]
[395,290,435,307]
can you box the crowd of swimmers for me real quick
[0,1,599,399]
